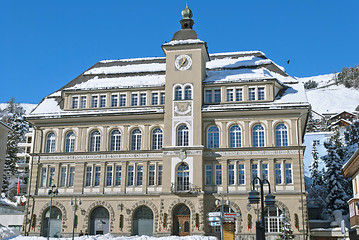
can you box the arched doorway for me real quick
[41,207,62,238]
[132,206,154,236]
[176,163,190,191]
[90,207,109,235]
[172,204,190,236]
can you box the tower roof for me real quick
[171,1,198,41]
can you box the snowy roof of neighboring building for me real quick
[27,51,308,119]
[330,119,353,127]
[343,148,359,178]
[329,111,356,120]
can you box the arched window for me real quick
[184,86,192,100]
[152,128,163,150]
[174,86,182,100]
[264,207,283,233]
[65,131,75,152]
[252,124,265,147]
[89,130,101,152]
[110,130,121,151]
[131,129,142,150]
[275,124,288,146]
[177,124,189,146]
[46,132,56,153]
[207,126,219,148]
[176,163,190,191]
[229,125,241,148]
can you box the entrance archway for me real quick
[132,206,154,236]
[172,204,190,236]
[90,206,109,235]
[41,206,62,238]
[215,205,236,240]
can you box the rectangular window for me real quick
[152,93,159,105]
[40,167,47,187]
[148,165,155,185]
[115,166,122,186]
[158,165,163,185]
[215,165,222,185]
[160,92,165,105]
[91,96,98,108]
[80,96,87,108]
[262,163,268,180]
[85,166,92,187]
[285,163,293,184]
[252,164,258,183]
[100,95,106,108]
[136,166,143,186]
[59,167,67,187]
[49,167,55,187]
[238,164,245,185]
[111,95,118,107]
[214,89,221,102]
[127,166,134,186]
[205,165,212,185]
[131,93,138,106]
[228,164,235,185]
[248,88,256,101]
[120,94,126,106]
[235,88,243,101]
[226,89,234,102]
[72,97,79,109]
[313,140,320,146]
[106,166,113,187]
[140,93,146,106]
[275,163,282,184]
[94,166,101,186]
[258,87,265,100]
[205,90,212,103]
[68,167,75,187]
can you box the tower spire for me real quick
[181,0,193,20]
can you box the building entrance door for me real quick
[223,222,235,240]
[90,207,109,235]
[172,204,190,236]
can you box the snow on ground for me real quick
[6,233,217,240]
[305,84,359,114]
[0,225,20,239]
[298,73,359,114]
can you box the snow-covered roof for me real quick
[28,51,308,118]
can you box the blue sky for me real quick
[1,0,358,104]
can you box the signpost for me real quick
[210,222,221,226]
[208,216,221,222]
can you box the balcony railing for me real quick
[171,183,201,193]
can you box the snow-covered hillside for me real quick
[0,103,37,115]
[298,73,359,114]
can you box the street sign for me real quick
[224,213,240,217]
[223,217,236,222]
[207,212,222,217]
[208,217,221,222]
[209,221,221,226]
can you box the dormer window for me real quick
[140,93,146,106]
[248,88,256,101]
[80,96,87,108]
[92,96,98,108]
[258,87,265,100]
[72,97,79,109]
[100,95,106,107]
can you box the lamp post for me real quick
[248,177,276,240]
[70,196,82,240]
[47,184,59,240]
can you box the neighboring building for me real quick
[328,111,357,137]
[0,121,11,190]
[343,148,359,235]
[24,5,310,240]
[303,132,333,176]
[16,128,34,195]
[0,201,24,231]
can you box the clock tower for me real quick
[161,3,209,193]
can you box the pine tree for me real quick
[322,129,352,214]
[1,99,29,195]
[344,120,359,158]
[277,215,295,240]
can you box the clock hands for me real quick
[179,57,187,68]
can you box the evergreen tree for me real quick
[1,99,29,195]
[322,129,352,214]
[344,120,359,157]
[277,215,295,240]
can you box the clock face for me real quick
[175,54,192,71]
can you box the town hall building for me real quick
[24,4,310,240]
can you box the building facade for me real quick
[24,6,310,240]
[0,121,11,190]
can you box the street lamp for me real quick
[47,184,59,240]
[248,177,275,240]
[70,196,82,240]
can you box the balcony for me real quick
[171,183,201,194]
[349,198,359,227]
